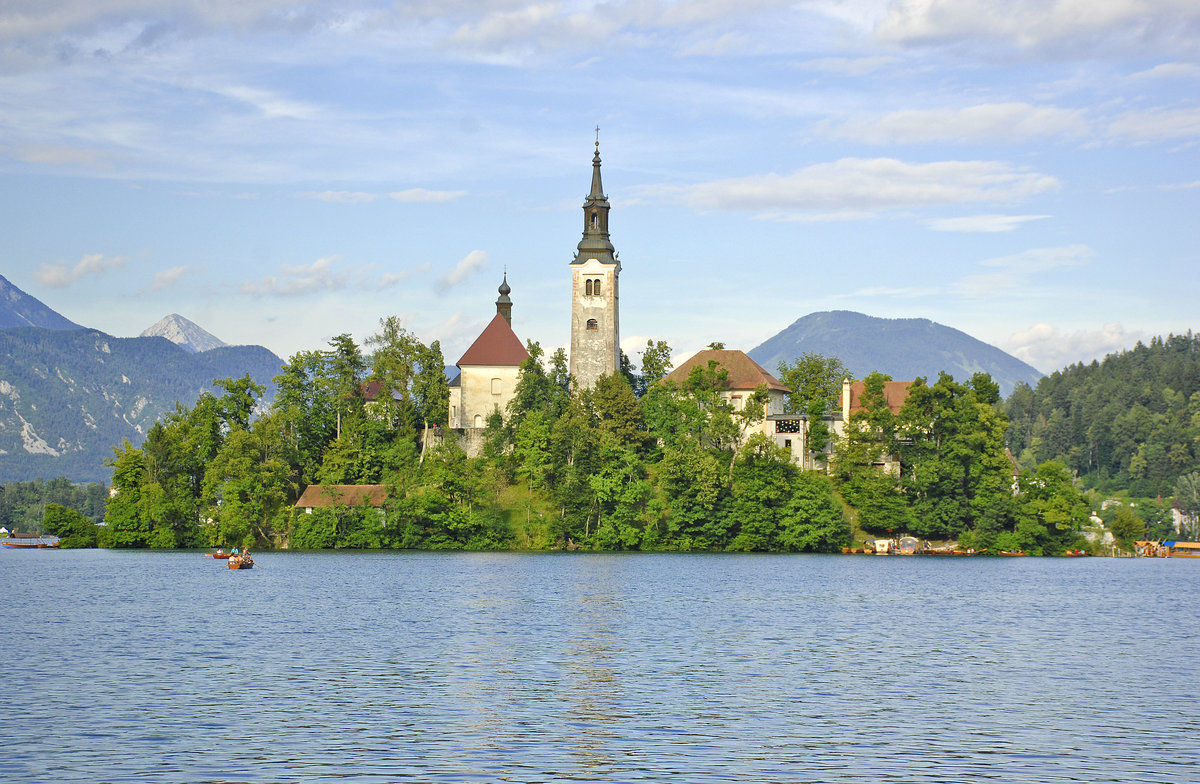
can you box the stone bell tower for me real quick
[568,138,621,389]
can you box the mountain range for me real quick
[0,274,82,331]
[4,275,1047,483]
[0,276,282,483]
[748,311,1043,398]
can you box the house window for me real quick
[593,278,602,296]
[491,378,501,395]
[784,439,792,449]
[586,318,598,330]
[473,414,483,428]
[585,279,593,296]
[451,405,457,424]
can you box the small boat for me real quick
[209,549,232,559]
[2,533,60,549]
[228,553,254,570]
[997,550,1027,556]
[1163,541,1200,558]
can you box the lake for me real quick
[2,550,1197,783]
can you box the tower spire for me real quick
[569,135,621,390]
[575,135,615,265]
[496,269,512,326]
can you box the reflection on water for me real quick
[2,549,1198,782]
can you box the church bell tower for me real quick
[569,138,621,389]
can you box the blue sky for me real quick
[2,1,1197,376]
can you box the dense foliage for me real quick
[0,478,107,532]
[1005,333,1200,496]
[98,322,1196,554]
[834,371,1092,555]
[103,329,854,551]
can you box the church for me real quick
[445,139,910,466]
[447,140,622,449]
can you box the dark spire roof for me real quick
[495,271,513,325]
[574,138,616,265]
[589,142,604,200]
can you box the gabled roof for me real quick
[295,484,389,509]
[457,313,529,367]
[847,380,911,414]
[663,349,790,393]
[361,381,403,402]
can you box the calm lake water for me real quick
[2,550,1197,783]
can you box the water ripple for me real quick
[2,550,1196,783]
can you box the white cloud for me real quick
[296,189,467,203]
[436,250,488,291]
[35,253,125,288]
[151,265,192,291]
[1108,106,1200,142]
[794,55,900,77]
[389,188,467,203]
[210,84,320,121]
[841,285,943,299]
[652,157,1059,215]
[1004,321,1145,373]
[1130,62,1200,80]
[379,262,431,288]
[9,143,113,168]
[875,0,1200,57]
[824,103,1088,144]
[928,214,1050,232]
[240,255,350,296]
[954,245,1093,297]
[297,191,381,204]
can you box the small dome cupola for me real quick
[496,271,513,325]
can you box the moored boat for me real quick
[2,532,60,549]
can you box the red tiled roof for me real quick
[663,349,790,393]
[847,380,911,414]
[457,314,529,367]
[295,484,389,509]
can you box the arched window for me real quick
[586,318,598,330]
[473,414,483,428]
[591,211,598,229]
[585,279,593,296]
[592,278,602,296]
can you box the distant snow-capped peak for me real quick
[141,313,228,353]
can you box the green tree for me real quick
[898,372,1014,539]
[104,441,152,547]
[43,503,99,548]
[635,339,673,398]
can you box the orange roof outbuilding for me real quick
[663,349,790,393]
[295,484,389,509]
[846,380,911,415]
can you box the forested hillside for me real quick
[1005,333,1200,496]
[0,326,282,483]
